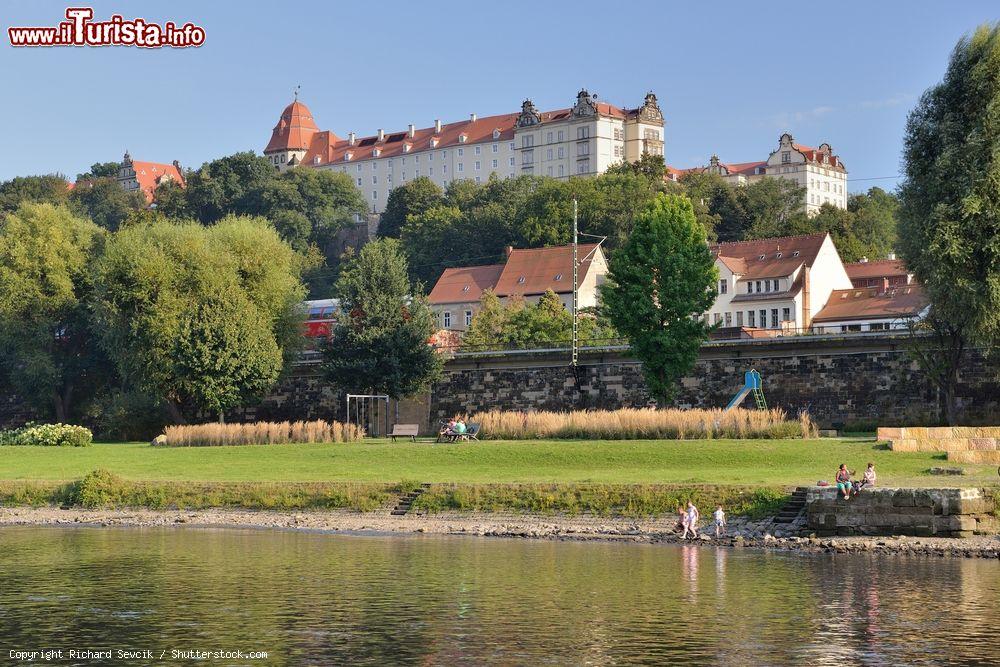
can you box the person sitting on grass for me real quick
[682,501,700,539]
[713,505,726,538]
[857,462,876,492]
[836,464,855,500]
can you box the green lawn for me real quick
[1,438,995,487]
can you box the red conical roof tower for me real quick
[265,99,319,153]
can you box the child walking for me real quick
[682,501,700,539]
[713,505,726,538]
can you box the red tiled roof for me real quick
[130,160,185,202]
[711,233,828,279]
[427,264,505,305]
[494,244,601,297]
[265,100,323,153]
[845,259,909,280]
[792,142,844,170]
[279,98,629,167]
[719,160,767,176]
[813,285,929,323]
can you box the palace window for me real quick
[443,311,451,328]
[771,309,779,328]
[719,279,727,294]
[465,310,473,327]
[577,126,590,139]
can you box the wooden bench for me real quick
[390,423,419,442]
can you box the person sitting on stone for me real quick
[836,464,855,500]
[857,462,876,491]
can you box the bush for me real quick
[0,423,93,447]
[469,408,802,440]
[159,420,364,447]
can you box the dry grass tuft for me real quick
[160,420,364,447]
[470,407,801,440]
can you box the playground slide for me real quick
[726,386,753,411]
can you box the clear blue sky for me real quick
[2,1,997,191]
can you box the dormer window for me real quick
[461,285,470,292]
[554,274,563,281]
[759,254,765,260]
[430,138,439,147]
[344,153,352,161]
[775,252,782,259]
[404,144,412,153]
[373,148,381,157]
[517,276,526,284]
[492,129,501,139]
[792,251,800,257]
[313,156,321,165]
[459,134,467,143]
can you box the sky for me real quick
[1,1,997,191]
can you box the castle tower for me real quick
[264,97,319,171]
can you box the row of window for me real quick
[810,179,843,194]
[710,307,793,329]
[717,278,783,295]
[442,310,474,328]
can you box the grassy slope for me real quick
[0,438,994,487]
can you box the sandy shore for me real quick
[2,506,998,558]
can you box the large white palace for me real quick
[263,89,665,213]
[669,133,849,214]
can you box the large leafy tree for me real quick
[323,238,442,399]
[93,216,305,422]
[898,23,1000,423]
[0,203,107,421]
[600,193,717,403]
[260,167,368,251]
[0,175,71,213]
[69,177,147,231]
[75,161,121,181]
[172,152,276,223]
[377,176,444,239]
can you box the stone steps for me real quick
[774,487,808,524]
[390,484,431,516]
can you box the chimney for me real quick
[377,129,385,141]
[504,245,514,258]
[348,132,356,146]
[434,119,442,133]
[470,113,477,122]
[408,123,415,138]
[801,265,811,330]
[887,251,896,261]
[881,277,890,292]
[859,256,868,263]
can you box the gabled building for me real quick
[116,151,185,203]
[668,133,848,215]
[264,90,664,214]
[706,233,853,333]
[427,244,608,331]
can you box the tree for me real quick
[323,238,442,399]
[179,152,276,223]
[600,193,717,403]
[68,177,147,231]
[740,178,809,240]
[606,152,667,181]
[93,216,305,422]
[260,167,367,251]
[897,23,1000,423]
[0,175,71,213]
[461,291,517,350]
[0,203,107,421]
[848,187,899,260]
[75,161,121,181]
[377,177,444,238]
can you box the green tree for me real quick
[740,178,808,240]
[260,167,367,250]
[461,290,518,351]
[179,152,276,223]
[898,23,1000,423]
[0,203,107,421]
[69,177,147,231]
[848,187,899,260]
[75,161,121,181]
[377,177,444,238]
[323,238,442,399]
[0,175,71,213]
[606,152,667,181]
[152,179,191,218]
[93,216,305,422]
[600,193,717,403]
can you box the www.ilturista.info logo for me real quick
[8,7,205,48]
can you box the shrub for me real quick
[159,420,364,447]
[0,423,93,447]
[469,408,802,440]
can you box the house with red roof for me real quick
[707,232,853,334]
[427,244,607,331]
[844,256,913,289]
[115,151,185,203]
[264,90,664,215]
[667,133,848,215]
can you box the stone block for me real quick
[927,426,954,439]
[947,450,1000,464]
[892,490,916,507]
[877,427,902,440]
[968,438,999,451]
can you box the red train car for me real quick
[303,299,339,341]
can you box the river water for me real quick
[0,526,997,665]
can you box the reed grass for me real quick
[470,408,803,440]
[160,420,364,447]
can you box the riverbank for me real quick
[3,506,998,559]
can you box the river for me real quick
[0,526,997,665]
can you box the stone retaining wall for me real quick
[806,487,997,537]
[878,426,1000,464]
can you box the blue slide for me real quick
[725,370,766,410]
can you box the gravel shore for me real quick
[2,506,998,558]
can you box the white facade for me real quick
[265,90,664,214]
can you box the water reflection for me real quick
[0,527,996,665]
